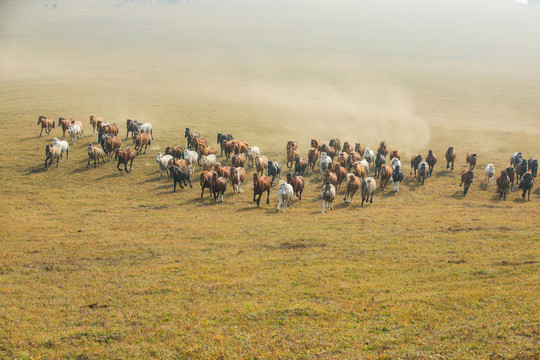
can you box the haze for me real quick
[1,0,539,154]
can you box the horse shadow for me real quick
[95,172,123,180]
[26,166,48,175]
[435,169,455,178]
[449,190,465,199]
[236,204,263,212]
[513,196,527,203]
[478,183,489,191]
[70,167,88,175]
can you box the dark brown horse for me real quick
[115,148,135,173]
[460,169,474,196]
[211,173,227,203]
[58,117,72,138]
[253,173,271,207]
[445,147,456,170]
[287,173,305,200]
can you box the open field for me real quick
[1,0,539,358]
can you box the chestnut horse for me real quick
[287,173,305,200]
[38,116,55,136]
[253,173,271,207]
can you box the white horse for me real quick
[390,157,402,171]
[67,124,83,145]
[359,159,370,175]
[183,150,198,173]
[246,146,260,168]
[52,137,69,160]
[137,122,153,139]
[361,177,377,206]
[417,161,429,185]
[321,181,336,213]
[319,152,332,180]
[276,180,294,212]
[485,164,495,186]
[201,154,217,171]
[364,148,375,168]
[156,153,173,179]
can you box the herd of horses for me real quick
[38,115,537,212]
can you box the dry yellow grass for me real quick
[1,1,540,359]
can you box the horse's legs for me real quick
[276,197,281,211]
[322,200,325,213]
[86,159,90,170]
[117,162,122,171]
[173,180,177,192]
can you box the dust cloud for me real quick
[1,0,540,154]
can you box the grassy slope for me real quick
[0,77,538,359]
[1,2,539,358]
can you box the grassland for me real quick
[1,1,540,359]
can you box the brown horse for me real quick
[253,173,271,207]
[389,150,401,160]
[377,141,388,156]
[215,162,231,179]
[343,173,361,203]
[426,150,437,177]
[351,162,367,179]
[379,164,393,190]
[466,152,477,170]
[286,173,304,200]
[58,117,72,138]
[90,115,103,136]
[211,173,228,203]
[230,167,246,193]
[496,170,510,200]
[505,166,515,192]
[168,158,188,168]
[192,136,208,151]
[286,147,299,170]
[115,148,135,172]
[132,132,151,155]
[197,144,217,157]
[200,171,217,199]
[104,136,122,159]
[329,138,341,153]
[342,141,352,154]
[410,154,422,176]
[234,141,249,155]
[460,169,474,196]
[354,143,366,158]
[86,144,106,170]
[231,153,246,168]
[38,116,55,136]
[445,147,456,170]
[165,145,185,159]
[307,147,319,173]
[311,139,323,151]
[333,163,348,190]
[347,152,362,171]
[323,170,339,188]
[97,121,118,137]
[255,155,268,176]
[286,140,298,151]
